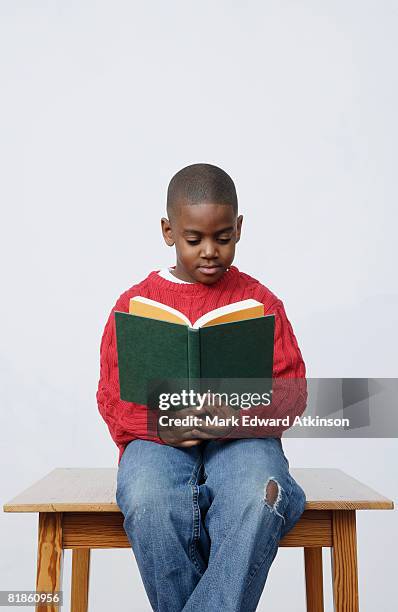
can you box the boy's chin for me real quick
[194,267,227,284]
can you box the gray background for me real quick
[1,1,397,610]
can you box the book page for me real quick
[129,296,191,326]
[193,299,265,328]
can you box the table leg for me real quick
[71,549,91,612]
[304,547,324,611]
[331,510,359,612]
[35,513,63,612]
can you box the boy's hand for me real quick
[160,434,202,448]
[158,408,202,448]
[157,405,208,447]
[157,402,238,447]
[194,401,237,438]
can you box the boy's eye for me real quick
[186,237,232,246]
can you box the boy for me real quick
[97,163,307,611]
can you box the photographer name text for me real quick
[158,415,350,428]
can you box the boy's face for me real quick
[161,201,243,285]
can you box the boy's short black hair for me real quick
[167,163,238,219]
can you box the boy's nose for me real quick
[200,240,218,258]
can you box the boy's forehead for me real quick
[173,201,236,231]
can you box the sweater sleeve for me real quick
[271,299,306,379]
[96,292,166,461]
[264,299,307,433]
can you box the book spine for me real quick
[187,328,201,396]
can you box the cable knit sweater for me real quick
[97,265,306,464]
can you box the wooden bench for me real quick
[3,468,394,612]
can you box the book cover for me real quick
[115,298,275,404]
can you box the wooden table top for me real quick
[3,467,394,513]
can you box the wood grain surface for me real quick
[3,467,394,512]
[331,511,359,612]
[304,547,324,612]
[35,513,63,612]
[71,549,90,612]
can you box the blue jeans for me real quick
[116,438,306,612]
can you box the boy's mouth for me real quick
[197,265,223,276]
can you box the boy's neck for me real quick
[169,266,194,283]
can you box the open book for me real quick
[115,298,275,404]
[129,296,265,328]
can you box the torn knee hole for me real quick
[263,477,285,523]
[265,479,279,506]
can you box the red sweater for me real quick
[96,265,306,464]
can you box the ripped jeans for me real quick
[116,437,306,612]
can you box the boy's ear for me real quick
[161,217,175,246]
[235,215,243,243]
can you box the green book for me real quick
[115,297,275,405]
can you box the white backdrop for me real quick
[1,1,397,610]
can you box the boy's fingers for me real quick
[158,404,238,444]
[189,428,220,439]
[173,440,202,447]
[159,433,202,447]
[158,423,207,445]
[159,425,200,438]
